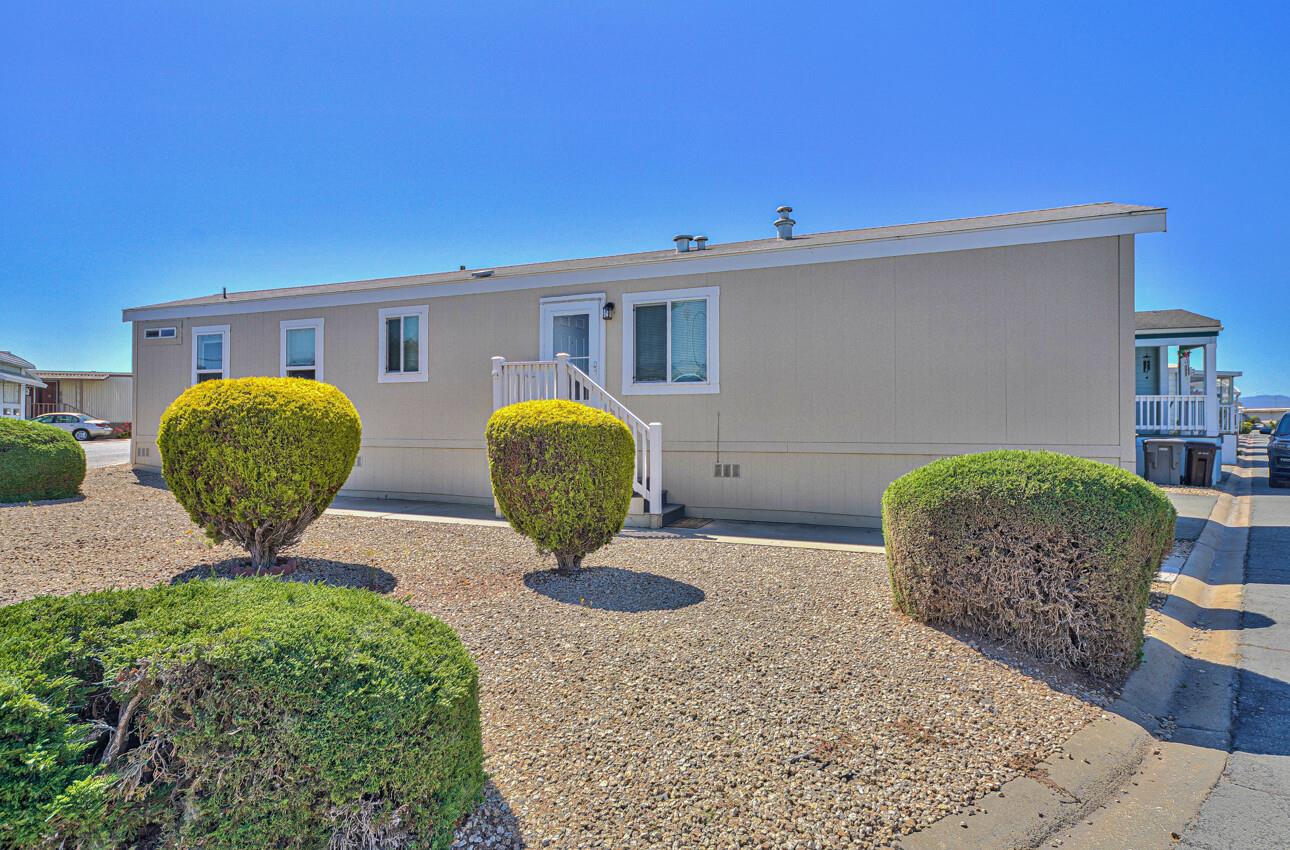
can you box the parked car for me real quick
[1270,417,1290,489]
[32,412,114,441]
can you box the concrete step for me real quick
[623,502,685,529]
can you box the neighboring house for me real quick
[1240,394,1290,428]
[1133,309,1240,480]
[0,351,45,420]
[124,202,1166,528]
[30,371,134,426]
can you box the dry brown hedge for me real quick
[882,450,1176,679]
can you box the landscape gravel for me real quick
[1,467,1108,849]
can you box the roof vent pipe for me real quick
[673,234,693,253]
[774,206,795,240]
[693,235,708,251]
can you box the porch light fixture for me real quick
[602,302,615,321]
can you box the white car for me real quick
[33,412,114,441]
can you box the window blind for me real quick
[634,304,667,382]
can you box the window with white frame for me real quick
[280,318,324,380]
[377,305,429,382]
[191,325,229,384]
[144,327,177,340]
[621,286,719,394]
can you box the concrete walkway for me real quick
[327,495,886,552]
[1180,441,1290,848]
[329,482,1212,558]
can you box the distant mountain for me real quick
[1243,394,1290,408]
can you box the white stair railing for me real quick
[1135,394,1207,435]
[491,354,663,514]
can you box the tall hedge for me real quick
[486,399,634,574]
[882,450,1176,678]
[0,418,86,503]
[0,580,484,850]
[158,377,361,571]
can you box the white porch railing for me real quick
[491,354,663,514]
[1135,394,1207,435]
[1219,403,1238,435]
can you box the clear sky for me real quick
[2,3,1286,393]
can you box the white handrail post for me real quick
[647,422,663,515]
[1204,341,1218,437]
[491,356,506,411]
[554,353,570,400]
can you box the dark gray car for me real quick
[1269,417,1290,488]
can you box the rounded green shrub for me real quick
[0,579,484,850]
[158,377,361,571]
[882,450,1176,679]
[0,418,86,503]
[486,399,635,574]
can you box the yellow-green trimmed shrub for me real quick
[158,377,361,571]
[0,580,483,850]
[0,418,85,503]
[486,399,634,574]
[882,450,1176,679]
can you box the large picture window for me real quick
[621,286,719,395]
[280,318,324,380]
[190,325,230,385]
[377,305,429,383]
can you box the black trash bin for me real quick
[1185,442,1218,486]
[1144,438,1186,485]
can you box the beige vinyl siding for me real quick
[55,377,133,423]
[131,236,1133,526]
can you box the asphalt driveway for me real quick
[82,438,131,468]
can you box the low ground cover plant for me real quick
[158,377,361,572]
[486,399,634,574]
[0,579,483,850]
[0,418,86,503]
[882,450,1176,678]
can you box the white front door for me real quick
[539,297,604,384]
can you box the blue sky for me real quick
[2,2,1287,393]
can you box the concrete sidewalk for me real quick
[327,494,886,553]
[1180,447,1290,849]
[328,484,1210,558]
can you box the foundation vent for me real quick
[713,463,741,479]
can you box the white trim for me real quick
[621,285,719,396]
[191,324,230,385]
[538,293,606,384]
[1135,326,1222,337]
[122,210,1167,322]
[279,317,325,381]
[377,305,429,383]
[1133,334,1220,349]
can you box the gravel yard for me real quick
[1,467,1107,849]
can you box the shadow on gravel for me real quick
[936,629,1290,756]
[0,494,86,509]
[171,558,398,592]
[130,470,169,490]
[454,779,526,849]
[523,566,705,612]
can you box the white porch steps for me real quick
[491,353,677,527]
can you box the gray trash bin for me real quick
[1144,438,1186,485]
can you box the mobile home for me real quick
[124,202,1165,528]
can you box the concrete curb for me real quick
[902,469,1252,850]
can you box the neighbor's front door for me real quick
[539,297,604,384]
